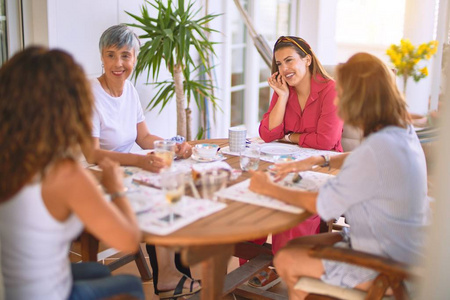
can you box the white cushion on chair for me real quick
[295,277,366,300]
[295,277,395,300]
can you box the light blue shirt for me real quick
[317,125,430,265]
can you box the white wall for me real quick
[21,0,444,138]
[198,0,229,138]
[297,0,337,65]
[29,0,206,140]
[402,0,439,114]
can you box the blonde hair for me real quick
[271,36,332,82]
[335,52,410,137]
[0,47,94,202]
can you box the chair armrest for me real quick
[308,245,412,280]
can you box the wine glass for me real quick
[160,169,185,225]
[154,140,176,169]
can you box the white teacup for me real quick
[193,143,219,159]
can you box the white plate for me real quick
[260,143,301,156]
[191,153,225,163]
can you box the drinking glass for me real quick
[161,169,185,225]
[200,169,229,201]
[240,146,260,171]
[154,140,176,169]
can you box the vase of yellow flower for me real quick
[386,39,439,94]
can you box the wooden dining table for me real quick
[80,138,339,299]
[141,139,338,299]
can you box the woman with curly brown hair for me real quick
[0,47,144,299]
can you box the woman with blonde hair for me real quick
[0,47,144,299]
[250,52,429,299]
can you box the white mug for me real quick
[228,127,247,153]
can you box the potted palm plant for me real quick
[126,0,220,140]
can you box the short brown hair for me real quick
[0,46,94,201]
[335,52,410,137]
[271,36,332,82]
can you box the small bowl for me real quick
[194,143,219,159]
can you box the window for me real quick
[230,0,248,127]
[1,0,23,66]
[229,0,293,135]
[335,0,406,62]
[0,0,7,65]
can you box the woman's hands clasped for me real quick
[175,142,192,159]
[136,142,192,173]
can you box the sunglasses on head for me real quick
[275,36,309,55]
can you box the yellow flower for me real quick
[417,44,427,56]
[420,67,428,76]
[386,39,438,92]
[430,40,439,48]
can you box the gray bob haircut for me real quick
[99,24,140,55]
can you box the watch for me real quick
[284,133,292,143]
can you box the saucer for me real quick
[191,152,225,163]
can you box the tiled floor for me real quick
[70,241,288,299]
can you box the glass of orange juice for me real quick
[154,140,176,169]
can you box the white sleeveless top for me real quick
[0,182,83,300]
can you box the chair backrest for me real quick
[342,124,363,152]
[322,65,363,152]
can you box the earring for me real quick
[101,64,104,73]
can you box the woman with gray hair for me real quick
[83,24,200,299]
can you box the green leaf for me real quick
[126,0,221,138]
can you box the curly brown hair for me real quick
[335,52,410,137]
[0,46,94,202]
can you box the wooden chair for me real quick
[231,242,285,299]
[79,231,152,281]
[295,245,417,300]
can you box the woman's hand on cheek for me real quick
[268,72,289,100]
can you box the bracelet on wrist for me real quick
[110,187,128,201]
[320,154,330,170]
